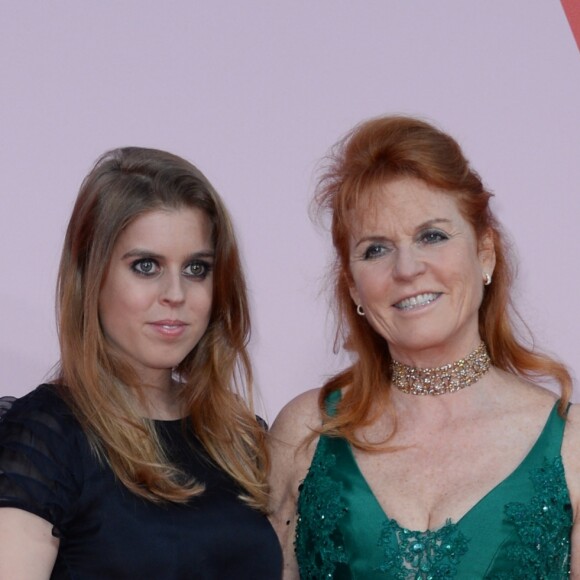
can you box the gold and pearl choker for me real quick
[390,342,491,396]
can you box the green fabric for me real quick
[296,391,572,579]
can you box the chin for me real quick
[389,336,450,358]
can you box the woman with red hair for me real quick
[270,115,577,578]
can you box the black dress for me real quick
[0,385,282,579]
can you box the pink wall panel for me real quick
[0,1,579,419]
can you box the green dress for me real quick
[296,392,571,579]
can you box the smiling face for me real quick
[98,207,214,387]
[348,177,495,366]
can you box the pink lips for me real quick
[149,320,188,338]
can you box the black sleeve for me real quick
[0,387,81,535]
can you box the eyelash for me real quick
[361,230,449,259]
[130,259,213,279]
[419,229,449,244]
[362,244,389,260]
[183,261,213,279]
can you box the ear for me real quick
[345,270,361,308]
[478,228,496,277]
[349,284,361,308]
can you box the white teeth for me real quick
[395,293,439,310]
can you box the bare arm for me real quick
[0,508,58,579]
[572,523,580,580]
[268,389,322,580]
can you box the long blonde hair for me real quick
[315,115,572,447]
[56,147,268,509]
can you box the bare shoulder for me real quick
[485,371,558,428]
[563,404,580,574]
[269,388,323,487]
[268,389,324,579]
[560,403,580,520]
[562,403,580,467]
[563,403,580,428]
[270,388,323,442]
[493,369,557,406]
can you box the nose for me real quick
[160,272,186,305]
[392,246,426,280]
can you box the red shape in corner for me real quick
[562,0,580,52]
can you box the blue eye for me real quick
[184,260,212,279]
[420,230,449,244]
[363,244,388,260]
[131,258,159,276]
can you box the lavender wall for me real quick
[1,1,579,420]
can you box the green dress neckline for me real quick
[340,398,561,533]
[296,390,572,579]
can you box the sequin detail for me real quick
[295,446,348,579]
[488,456,571,579]
[296,393,571,579]
[376,518,468,579]
[297,446,571,578]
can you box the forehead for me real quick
[349,177,469,236]
[115,207,212,250]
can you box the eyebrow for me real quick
[354,218,452,248]
[121,249,215,261]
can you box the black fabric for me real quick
[0,385,282,579]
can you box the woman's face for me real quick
[98,207,214,387]
[348,177,495,366]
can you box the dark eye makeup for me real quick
[183,260,213,279]
[130,257,213,280]
[131,258,159,276]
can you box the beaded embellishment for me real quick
[391,342,491,396]
[295,436,571,578]
[295,445,349,579]
[488,456,571,579]
[376,518,468,579]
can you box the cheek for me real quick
[186,284,213,314]
[99,279,155,325]
[450,257,484,303]
[351,266,390,301]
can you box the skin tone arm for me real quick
[268,389,322,580]
[0,508,58,579]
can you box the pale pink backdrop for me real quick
[0,1,578,420]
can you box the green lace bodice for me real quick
[296,394,572,579]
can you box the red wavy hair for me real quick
[314,115,572,447]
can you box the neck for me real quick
[138,372,183,420]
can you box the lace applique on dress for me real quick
[376,518,468,579]
[488,456,571,579]
[296,444,349,579]
[295,397,571,579]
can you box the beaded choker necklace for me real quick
[390,342,491,396]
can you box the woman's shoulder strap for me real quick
[323,389,342,418]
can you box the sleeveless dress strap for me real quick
[324,389,341,417]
